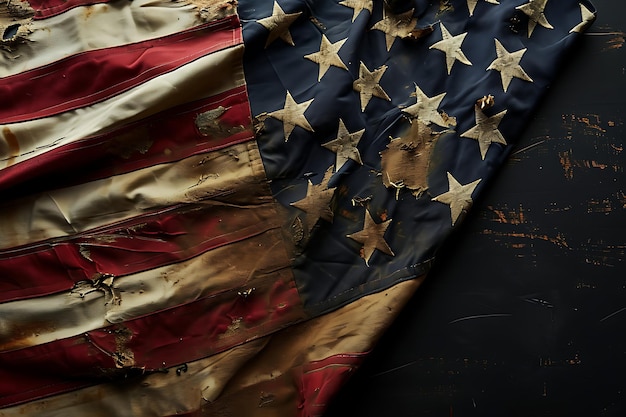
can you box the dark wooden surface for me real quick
[325,1,626,416]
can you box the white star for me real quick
[467,0,499,17]
[570,3,596,33]
[429,22,472,75]
[291,167,336,231]
[487,38,533,92]
[515,0,553,37]
[461,106,508,159]
[353,62,391,112]
[339,0,373,22]
[371,8,417,51]
[322,119,365,170]
[402,84,453,128]
[431,172,481,226]
[304,35,349,82]
[257,1,302,47]
[267,91,314,141]
[347,209,394,266]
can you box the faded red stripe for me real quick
[0,16,241,124]
[28,0,112,19]
[299,353,366,417]
[0,200,279,303]
[0,275,305,408]
[0,86,252,198]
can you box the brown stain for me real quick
[0,319,57,352]
[606,33,625,50]
[82,3,108,20]
[2,126,20,167]
[0,0,34,19]
[105,126,153,160]
[436,0,454,17]
[187,0,237,22]
[380,120,442,195]
[83,5,94,19]
[219,317,244,339]
[112,325,135,368]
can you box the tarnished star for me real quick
[304,35,349,82]
[353,62,391,112]
[515,0,553,37]
[257,1,302,47]
[461,106,508,159]
[339,0,373,22]
[347,209,394,266]
[402,84,453,128]
[487,39,533,92]
[429,22,472,75]
[291,167,336,231]
[431,172,481,226]
[322,119,365,170]
[467,0,499,17]
[268,91,314,141]
[371,8,417,51]
[570,3,596,33]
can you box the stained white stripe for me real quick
[0,280,423,416]
[0,44,244,169]
[0,224,289,352]
[0,338,268,417]
[0,140,263,249]
[0,0,203,77]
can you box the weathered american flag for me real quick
[0,0,595,415]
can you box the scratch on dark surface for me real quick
[511,140,546,156]
[586,197,615,214]
[481,229,570,249]
[600,307,626,322]
[370,360,418,378]
[448,314,512,325]
[524,298,554,308]
[563,114,607,135]
[558,149,623,180]
[585,31,625,51]
[484,204,527,225]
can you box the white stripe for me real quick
[0,140,261,249]
[0,224,288,352]
[0,44,244,169]
[0,339,268,417]
[0,0,202,77]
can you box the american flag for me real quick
[0,0,595,415]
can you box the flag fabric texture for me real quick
[0,0,595,415]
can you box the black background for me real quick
[325,1,626,416]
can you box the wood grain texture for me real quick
[325,1,626,416]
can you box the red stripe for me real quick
[0,199,280,303]
[28,0,112,19]
[299,354,366,417]
[0,16,241,124]
[0,274,304,408]
[0,86,253,198]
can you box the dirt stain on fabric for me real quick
[2,127,20,167]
